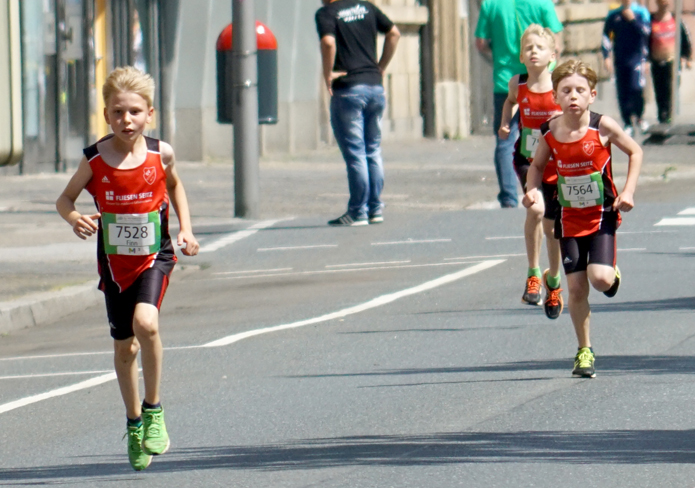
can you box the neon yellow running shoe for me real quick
[572,347,596,378]
[142,406,171,455]
[125,423,152,471]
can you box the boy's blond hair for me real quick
[520,24,556,54]
[102,66,155,107]
[551,59,598,91]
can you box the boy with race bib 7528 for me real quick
[522,59,642,378]
[56,66,199,470]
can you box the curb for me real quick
[0,264,201,335]
[0,280,101,335]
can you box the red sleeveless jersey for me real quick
[517,74,561,184]
[540,112,621,238]
[84,135,176,292]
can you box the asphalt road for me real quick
[2,185,695,487]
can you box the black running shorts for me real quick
[102,267,170,340]
[560,225,617,275]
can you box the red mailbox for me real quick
[216,21,278,125]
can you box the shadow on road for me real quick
[287,354,695,378]
[2,429,695,481]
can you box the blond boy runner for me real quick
[499,25,563,318]
[523,60,642,378]
[56,67,199,470]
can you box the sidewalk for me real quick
[1,136,694,333]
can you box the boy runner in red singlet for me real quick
[522,60,642,378]
[499,25,563,319]
[56,67,199,470]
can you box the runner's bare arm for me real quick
[499,76,519,140]
[56,156,101,240]
[522,137,551,208]
[600,116,643,212]
[161,142,199,256]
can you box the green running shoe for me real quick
[603,265,621,298]
[142,406,171,455]
[126,423,152,471]
[572,347,596,378]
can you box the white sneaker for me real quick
[638,119,650,133]
[624,125,634,138]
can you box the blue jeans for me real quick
[493,92,519,207]
[330,84,386,220]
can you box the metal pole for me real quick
[232,0,260,219]
[671,0,683,122]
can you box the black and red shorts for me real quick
[560,222,617,275]
[101,265,172,340]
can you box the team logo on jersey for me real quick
[105,191,114,201]
[522,98,529,103]
[102,176,110,184]
[524,108,531,116]
[583,141,595,156]
[143,166,157,185]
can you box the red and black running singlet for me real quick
[540,112,621,238]
[85,135,176,292]
[517,74,561,184]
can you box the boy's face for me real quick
[554,74,596,114]
[520,34,555,69]
[104,91,153,143]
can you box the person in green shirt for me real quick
[475,0,563,208]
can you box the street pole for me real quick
[232,0,260,218]
[671,0,683,123]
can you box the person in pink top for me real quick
[650,0,692,124]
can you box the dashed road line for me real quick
[371,239,451,246]
[257,244,338,252]
[213,268,293,276]
[199,219,285,253]
[326,260,410,268]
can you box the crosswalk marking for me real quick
[654,217,695,226]
[677,208,695,215]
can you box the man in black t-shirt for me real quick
[315,0,400,226]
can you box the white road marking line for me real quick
[213,268,293,276]
[0,350,113,362]
[210,260,484,281]
[202,260,505,348]
[485,236,523,240]
[199,219,285,253]
[678,208,695,215]
[257,244,338,252]
[654,218,695,226]
[0,373,116,415]
[444,253,525,261]
[679,247,695,250]
[618,230,677,234]
[326,260,410,268]
[0,260,505,413]
[371,239,451,246]
[0,370,114,380]
[617,248,646,252]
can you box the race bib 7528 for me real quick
[102,211,161,256]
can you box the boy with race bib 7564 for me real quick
[522,59,642,378]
